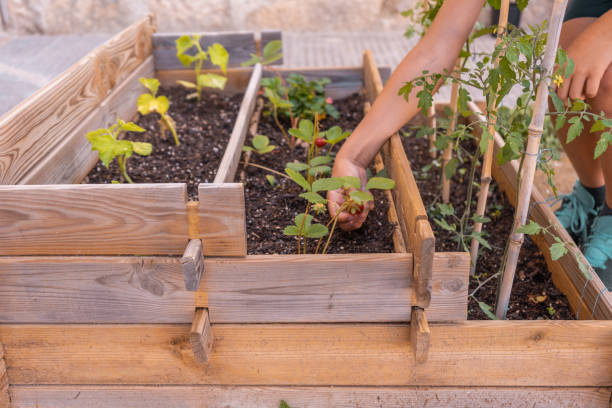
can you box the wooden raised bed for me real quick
[0,18,610,406]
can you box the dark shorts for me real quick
[564,0,612,21]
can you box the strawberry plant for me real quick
[242,134,276,155]
[137,77,180,146]
[175,35,229,100]
[86,118,152,184]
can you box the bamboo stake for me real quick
[495,0,568,319]
[423,0,438,159]
[468,0,510,274]
[441,60,462,203]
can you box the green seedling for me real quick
[242,39,283,67]
[242,134,276,155]
[137,77,180,146]
[86,118,152,184]
[175,35,229,100]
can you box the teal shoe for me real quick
[583,215,612,290]
[555,181,601,244]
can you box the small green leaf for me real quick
[350,190,373,203]
[132,141,152,156]
[308,165,331,176]
[283,225,300,236]
[242,145,254,152]
[294,213,313,231]
[139,77,159,96]
[312,177,342,193]
[472,214,491,224]
[365,177,395,190]
[137,93,155,115]
[594,132,612,159]
[305,223,328,238]
[285,168,311,191]
[444,157,459,181]
[434,217,455,232]
[241,53,261,67]
[119,120,145,133]
[252,134,269,150]
[550,242,568,261]
[266,174,277,186]
[437,203,455,216]
[341,176,362,190]
[590,119,605,133]
[517,220,542,235]
[156,96,169,114]
[197,73,227,90]
[280,400,291,408]
[176,80,197,89]
[566,119,583,143]
[262,40,283,65]
[258,145,276,154]
[286,161,310,172]
[175,35,193,55]
[177,53,195,68]
[208,43,229,74]
[310,155,332,167]
[299,192,327,204]
[478,301,498,320]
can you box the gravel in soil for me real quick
[238,93,396,255]
[401,116,573,320]
[83,86,243,200]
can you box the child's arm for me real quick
[328,0,486,231]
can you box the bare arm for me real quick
[329,0,486,230]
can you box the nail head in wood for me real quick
[181,239,204,291]
[190,308,213,365]
[410,307,430,364]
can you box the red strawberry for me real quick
[314,138,326,148]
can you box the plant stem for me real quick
[322,215,339,254]
[458,146,480,252]
[118,156,134,184]
[162,114,180,146]
[240,162,290,179]
[273,106,292,147]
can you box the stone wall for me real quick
[0,0,554,34]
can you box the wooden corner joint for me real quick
[190,308,213,365]
[181,239,204,291]
[410,307,430,364]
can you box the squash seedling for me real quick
[137,77,180,146]
[86,118,152,184]
[175,34,229,100]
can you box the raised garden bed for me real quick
[0,18,611,407]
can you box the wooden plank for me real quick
[181,239,205,291]
[363,50,384,102]
[190,308,213,365]
[197,252,468,323]
[0,256,194,324]
[463,101,612,320]
[198,183,247,256]
[261,30,283,65]
[9,386,612,408]
[0,343,8,408]
[410,307,430,364]
[153,32,255,71]
[0,184,188,256]
[0,252,468,324]
[20,56,155,185]
[2,321,611,386]
[0,16,154,185]
[156,67,253,95]
[214,63,262,183]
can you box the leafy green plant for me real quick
[175,35,229,100]
[242,134,276,155]
[86,118,152,184]
[242,39,283,67]
[137,77,180,146]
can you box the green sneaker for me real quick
[554,181,601,244]
[583,215,612,290]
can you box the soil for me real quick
[238,93,396,255]
[401,116,574,320]
[83,86,243,200]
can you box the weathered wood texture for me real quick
[190,308,213,365]
[2,321,611,386]
[0,15,155,185]
[181,239,204,291]
[0,184,188,256]
[363,50,435,308]
[410,307,430,364]
[20,56,155,185]
[197,252,468,323]
[0,253,467,323]
[214,63,262,183]
[464,101,612,320]
[0,183,245,257]
[0,343,8,408]
[198,183,247,256]
[153,31,281,71]
[9,386,612,407]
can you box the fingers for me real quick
[327,189,344,219]
[568,72,587,100]
[338,200,374,231]
[585,68,606,99]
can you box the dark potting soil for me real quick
[238,93,396,255]
[401,117,574,320]
[83,86,243,200]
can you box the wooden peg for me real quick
[410,307,430,364]
[181,239,204,291]
[190,308,213,365]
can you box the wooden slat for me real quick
[0,184,188,255]
[9,386,612,407]
[20,56,155,185]
[181,239,205,291]
[0,16,154,185]
[0,343,8,408]
[0,252,467,324]
[214,63,262,183]
[2,321,611,386]
[190,308,213,365]
[198,183,246,256]
[197,252,468,323]
[260,30,283,65]
[156,67,253,95]
[0,256,193,323]
[410,307,430,364]
[464,101,612,320]
[153,32,255,70]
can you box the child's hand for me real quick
[327,156,374,231]
[557,18,612,101]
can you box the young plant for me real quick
[175,35,229,100]
[86,118,152,184]
[137,77,180,146]
[242,134,276,155]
